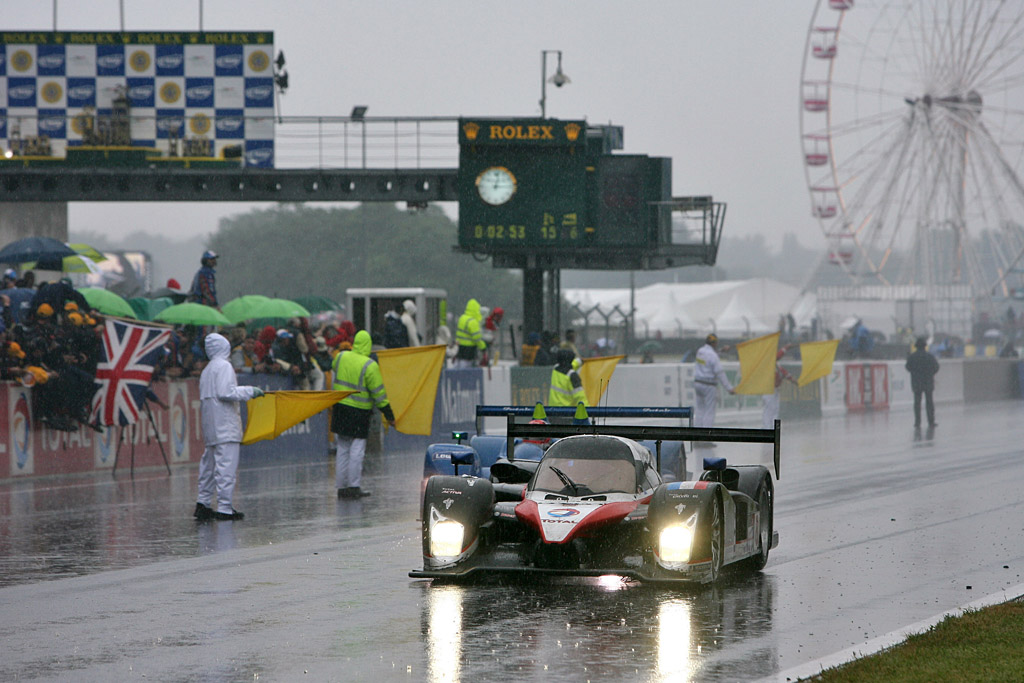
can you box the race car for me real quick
[410,414,780,584]
[421,406,692,483]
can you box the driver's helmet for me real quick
[523,418,551,445]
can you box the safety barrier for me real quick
[3,357,1019,480]
[1,378,204,480]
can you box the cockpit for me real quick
[530,436,644,496]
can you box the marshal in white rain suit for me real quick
[693,340,734,429]
[197,333,261,515]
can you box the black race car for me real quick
[410,415,780,584]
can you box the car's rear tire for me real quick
[749,478,772,572]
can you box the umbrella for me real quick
[222,295,272,324]
[68,243,106,261]
[0,237,76,265]
[292,295,343,314]
[239,297,311,321]
[30,253,103,274]
[635,340,663,353]
[30,242,108,272]
[129,296,173,321]
[77,287,137,318]
[155,302,231,326]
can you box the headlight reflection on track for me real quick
[595,574,630,591]
[427,586,463,683]
[430,520,465,558]
[657,599,695,681]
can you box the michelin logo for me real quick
[97,54,125,69]
[8,85,35,100]
[129,84,154,100]
[186,85,214,100]
[39,117,64,133]
[216,117,243,133]
[246,147,273,165]
[68,85,95,100]
[157,117,184,132]
[38,54,65,70]
[156,54,183,70]
[215,54,243,70]
[245,85,273,101]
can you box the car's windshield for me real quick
[532,437,638,495]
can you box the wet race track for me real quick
[2,401,1024,682]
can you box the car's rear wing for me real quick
[475,405,692,436]
[506,415,782,480]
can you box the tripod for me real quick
[111,394,171,479]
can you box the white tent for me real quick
[713,291,775,336]
[565,278,805,338]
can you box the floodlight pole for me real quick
[539,50,564,118]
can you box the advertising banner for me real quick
[2,379,202,479]
[0,32,275,166]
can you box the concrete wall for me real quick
[0,202,68,245]
[962,359,1020,402]
[2,378,203,479]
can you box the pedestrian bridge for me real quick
[0,115,460,202]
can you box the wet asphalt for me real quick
[2,400,1024,682]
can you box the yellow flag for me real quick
[797,339,839,387]
[376,344,446,435]
[579,355,624,406]
[242,390,352,445]
[734,332,780,395]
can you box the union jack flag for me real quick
[90,319,171,427]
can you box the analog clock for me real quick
[476,166,517,205]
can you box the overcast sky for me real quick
[6,1,823,250]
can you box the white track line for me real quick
[761,582,1024,683]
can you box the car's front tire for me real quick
[706,495,723,584]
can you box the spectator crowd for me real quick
[1,269,104,432]
[0,264,368,433]
[1,252,599,438]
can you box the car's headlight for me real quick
[430,520,465,558]
[659,524,694,563]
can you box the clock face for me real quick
[476,166,517,205]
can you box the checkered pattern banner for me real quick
[0,32,275,167]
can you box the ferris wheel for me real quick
[799,0,1024,300]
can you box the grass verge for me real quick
[812,599,1024,682]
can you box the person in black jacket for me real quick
[905,337,940,429]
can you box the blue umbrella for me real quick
[0,237,76,265]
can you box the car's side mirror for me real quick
[450,452,474,467]
[450,450,474,477]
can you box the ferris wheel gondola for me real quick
[799,0,1024,305]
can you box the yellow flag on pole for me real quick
[242,390,353,445]
[376,344,446,435]
[733,332,780,395]
[578,355,625,406]
[797,339,839,387]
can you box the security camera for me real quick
[550,70,570,88]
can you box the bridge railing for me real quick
[1,112,462,170]
[274,116,460,169]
